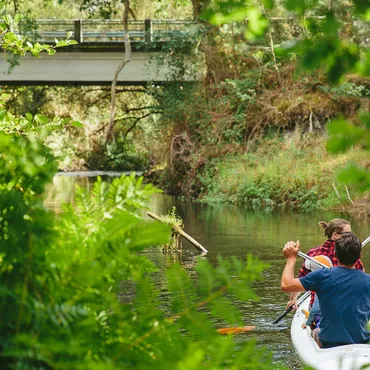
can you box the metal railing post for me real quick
[74,19,83,43]
[144,18,152,43]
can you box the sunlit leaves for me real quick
[0,94,81,134]
[245,8,268,40]
[202,1,252,25]
[201,1,268,41]
[0,10,77,58]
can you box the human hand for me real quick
[283,240,300,259]
[301,322,307,329]
[286,297,298,311]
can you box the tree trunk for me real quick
[105,0,132,146]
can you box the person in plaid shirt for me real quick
[286,218,365,309]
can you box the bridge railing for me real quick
[17,18,369,46]
[18,19,199,44]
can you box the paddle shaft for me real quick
[273,235,370,325]
[271,290,311,324]
[297,251,328,269]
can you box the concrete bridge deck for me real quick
[0,19,200,85]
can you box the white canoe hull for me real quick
[291,297,370,370]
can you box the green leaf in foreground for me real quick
[337,164,370,192]
[326,117,365,154]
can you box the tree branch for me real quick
[123,111,162,144]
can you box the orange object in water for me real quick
[217,326,256,335]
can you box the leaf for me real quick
[13,14,22,23]
[262,0,275,9]
[359,111,370,131]
[56,40,67,47]
[337,164,370,192]
[352,0,370,14]
[326,118,364,153]
[35,114,48,125]
[71,120,83,128]
[245,8,268,38]
[211,297,242,325]
[3,14,12,26]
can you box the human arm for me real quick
[281,241,306,293]
[286,250,314,309]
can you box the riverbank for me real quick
[152,132,370,215]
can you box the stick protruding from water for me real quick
[147,211,208,255]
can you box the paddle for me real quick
[270,290,311,325]
[218,235,370,334]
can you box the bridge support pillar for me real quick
[145,19,152,43]
[74,19,83,44]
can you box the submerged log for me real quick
[147,211,208,255]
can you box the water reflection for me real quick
[44,174,370,369]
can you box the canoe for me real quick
[291,295,370,370]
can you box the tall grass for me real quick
[198,132,369,211]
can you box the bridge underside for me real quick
[0,51,198,86]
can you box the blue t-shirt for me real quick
[300,266,370,347]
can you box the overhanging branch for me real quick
[123,111,162,144]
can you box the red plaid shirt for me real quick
[298,239,365,305]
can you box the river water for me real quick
[45,173,370,369]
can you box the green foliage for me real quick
[0,6,280,368]
[0,90,81,134]
[319,82,370,99]
[159,206,184,229]
[84,140,150,171]
[326,112,370,191]
[197,0,370,200]
[0,132,279,369]
[0,7,77,57]
[157,206,184,252]
[201,1,268,40]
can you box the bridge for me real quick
[0,19,202,86]
[1,18,367,86]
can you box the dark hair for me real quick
[319,219,350,239]
[335,232,362,266]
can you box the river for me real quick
[45,172,370,369]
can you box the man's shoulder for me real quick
[332,266,370,281]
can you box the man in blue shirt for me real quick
[281,233,370,348]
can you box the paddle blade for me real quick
[301,309,309,318]
[217,326,256,335]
